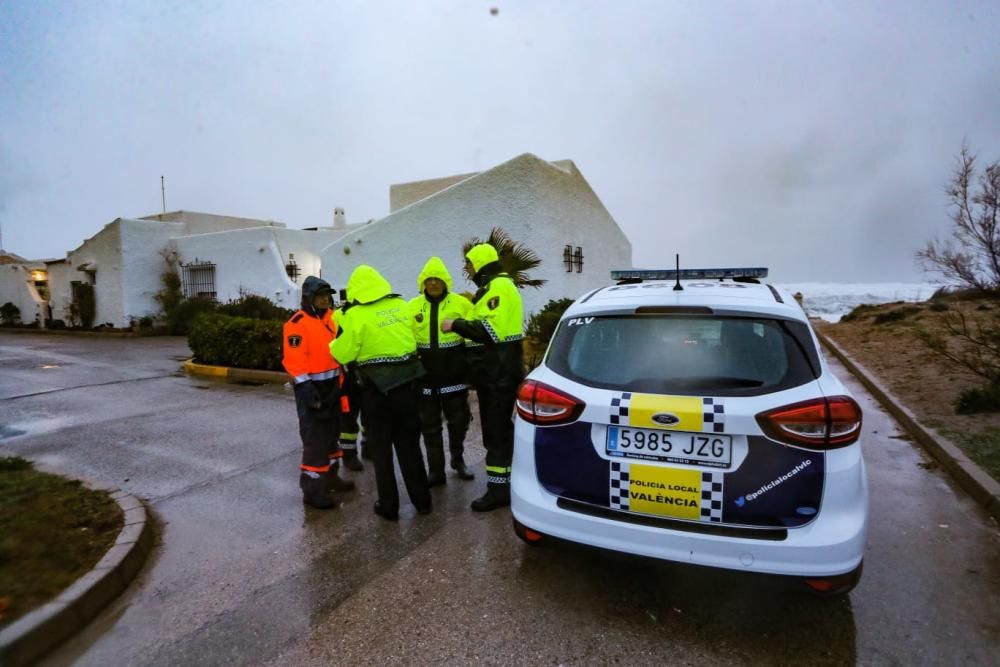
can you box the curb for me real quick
[182,359,289,384]
[0,489,154,667]
[0,327,140,338]
[818,331,1000,522]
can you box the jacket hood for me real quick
[417,256,454,294]
[300,276,333,311]
[346,264,394,304]
[466,243,499,274]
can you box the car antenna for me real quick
[673,254,683,291]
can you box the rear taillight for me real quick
[516,380,585,426]
[756,396,862,449]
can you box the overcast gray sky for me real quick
[2,1,998,282]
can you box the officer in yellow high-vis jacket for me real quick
[442,243,524,511]
[331,265,431,521]
[409,257,475,485]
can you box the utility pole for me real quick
[161,175,166,214]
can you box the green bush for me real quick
[526,298,575,345]
[188,313,284,371]
[873,306,921,325]
[0,302,21,325]
[840,303,879,322]
[955,382,1000,414]
[167,297,217,335]
[217,294,293,321]
[929,301,950,312]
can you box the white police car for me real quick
[511,268,867,595]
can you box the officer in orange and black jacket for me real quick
[283,276,356,509]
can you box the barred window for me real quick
[181,261,217,299]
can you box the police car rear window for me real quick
[545,315,819,396]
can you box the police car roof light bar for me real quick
[611,267,769,282]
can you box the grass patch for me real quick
[940,429,1000,482]
[0,457,122,627]
[873,306,922,325]
[840,303,880,322]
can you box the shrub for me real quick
[188,313,284,371]
[0,302,21,325]
[956,382,1000,414]
[138,316,154,329]
[526,298,575,346]
[167,297,217,335]
[155,270,183,317]
[873,306,922,325]
[217,294,293,321]
[840,303,879,322]
[47,319,66,330]
[929,301,950,312]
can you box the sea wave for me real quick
[775,282,940,322]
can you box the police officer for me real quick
[442,243,524,511]
[283,276,355,510]
[330,265,432,520]
[409,257,476,485]
[333,290,364,471]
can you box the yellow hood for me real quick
[466,243,499,274]
[345,264,393,304]
[416,256,454,294]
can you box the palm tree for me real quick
[462,227,546,289]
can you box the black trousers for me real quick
[340,372,362,451]
[294,379,341,470]
[418,390,471,475]
[473,383,517,482]
[362,381,430,513]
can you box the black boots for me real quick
[427,471,447,487]
[342,449,364,471]
[471,482,510,512]
[329,462,356,493]
[300,472,337,510]
[451,457,475,481]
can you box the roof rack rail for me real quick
[611,267,769,282]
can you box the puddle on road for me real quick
[0,424,29,439]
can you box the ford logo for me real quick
[652,413,680,426]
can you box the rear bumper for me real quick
[511,426,869,578]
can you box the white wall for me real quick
[172,227,342,310]
[319,153,633,316]
[45,260,72,323]
[0,264,47,324]
[119,219,187,324]
[142,211,287,235]
[63,220,122,327]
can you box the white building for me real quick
[0,252,49,325]
[10,153,631,328]
[321,153,632,315]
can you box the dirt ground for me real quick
[818,297,1000,481]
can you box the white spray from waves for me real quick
[775,283,941,322]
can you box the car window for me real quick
[545,315,819,396]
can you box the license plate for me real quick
[606,426,732,468]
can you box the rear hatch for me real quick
[527,312,833,529]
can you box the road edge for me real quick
[182,359,289,384]
[0,488,154,666]
[818,331,1000,522]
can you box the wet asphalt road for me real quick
[1,331,998,666]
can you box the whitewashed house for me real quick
[320,153,632,315]
[18,153,630,328]
[42,212,358,328]
[0,252,50,325]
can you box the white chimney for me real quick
[334,208,346,229]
